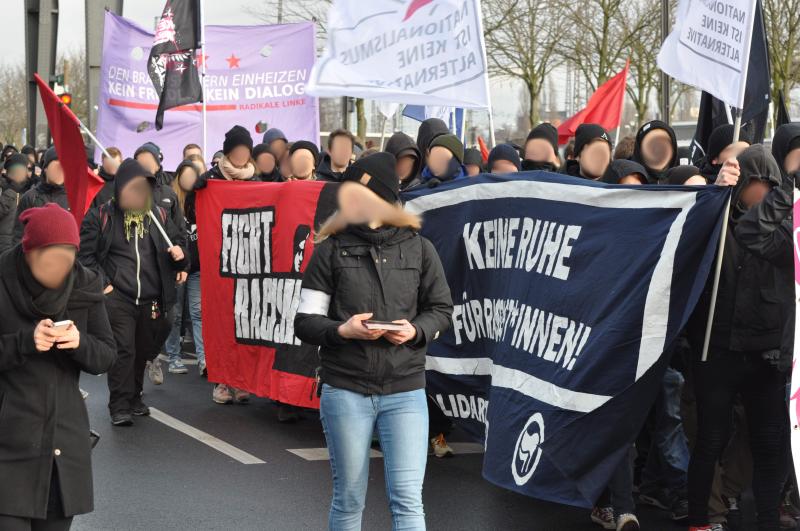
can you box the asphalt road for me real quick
[70,355,736,531]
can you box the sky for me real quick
[1,0,523,129]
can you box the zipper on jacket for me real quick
[135,230,142,305]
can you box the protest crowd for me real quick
[2,0,800,531]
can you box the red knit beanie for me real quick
[19,204,80,253]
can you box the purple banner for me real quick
[96,12,319,170]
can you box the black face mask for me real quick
[433,157,462,181]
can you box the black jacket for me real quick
[317,153,347,183]
[90,168,116,210]
[295,226,453,395]
[13,182,69,245]
[632,120,679,184]
[734,168,795,369]
[687,145,786,357]
[0,247,116,519]
[0,177,31,253]
[78,201,188,310]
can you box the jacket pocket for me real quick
[755,288,782,331]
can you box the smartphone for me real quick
[364,320,406,331]
[52,320,73,331]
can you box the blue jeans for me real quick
[165,272,205,365]
[641,367,689,494]
[320,384,428,531]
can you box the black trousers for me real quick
[687,352,788,530]
[105,291,170,414]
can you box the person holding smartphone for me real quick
[295,152,453,531]
[0,204,116,530]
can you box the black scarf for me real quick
[347,224,401,246]
[14,246,75,319]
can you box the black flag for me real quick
[689,0,770,165]
[147,0,202,130]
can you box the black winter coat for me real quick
[734,170,795,369]
[687,145,786,357]
[0,178,31,253]
[0,247,116,519]
[13,182,69,245]
[77,202,188,310]
[295,225,453,395]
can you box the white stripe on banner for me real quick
[426,356,611,413]
[411,179,698,410]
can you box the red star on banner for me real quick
[196,52,209,67]
[226,54,241,69]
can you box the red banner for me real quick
[34,74,105,226]
[196,180,337,408]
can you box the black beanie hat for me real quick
[429,134,465,164]
[488,143,521,171]
[527,123,559,155]
[42,146,58,170]
[601,159,648,184]
[134,142,163,166]
[574,124,611,158]
[4,153,29,172]
[416,118,450,153]
[665,165,704,186]
[289,140,320,165]
[463,148,483,167]
[707,123,753,162]
[343,151,399,203]
[223,125,254,156]
[252,143,275,161]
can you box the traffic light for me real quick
[59,93,72,107]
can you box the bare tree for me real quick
[0,63,27,146]
[764,0,800,122]
[483,0,567,125]
[624,0,660,126]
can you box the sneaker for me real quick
[79,388,89,400]
[670,496,689,521]
[212,384,234,404]
[278,403,299,423]
[168,360,188,374]
[616,513,639,531]
[198,360,207,377]
[590,506,616,530]
[233,387,250,404]
[689,525,727,531]
[147,359,164,385]
[430,433,454,458]
[111,411,133,426]
[131,399,150,416]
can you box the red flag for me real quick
[34,74,105,227]
[557,60,629,145]
[477,136,490,163]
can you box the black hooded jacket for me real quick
[772,123,800,175]
[687,144,786,358]
[631,120,679,184]
[13,181,69,245]
[0,177,31,253]
[91,167,116,209]
[317,152,348,183]
[78,166,188,309]
[416,118,450,154]
[295,225,453,395]
[522,160,559,172]
[0,247,115,519]
[385,132,422,190]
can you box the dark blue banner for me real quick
[402,172,729,508]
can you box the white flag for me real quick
[307,0,490,109]
[657,0,758,108]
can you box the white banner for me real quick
[657,0,758,108]
[307,0,490,109]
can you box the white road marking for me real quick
[149,407,265,465]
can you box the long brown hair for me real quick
[171,162,199,212]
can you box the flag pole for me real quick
[614,61,629,145]
[76,118,175,249]
[379,115,388,150]
[473,0,496,148]
[700,106,741,362]
[200,0,208,159]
